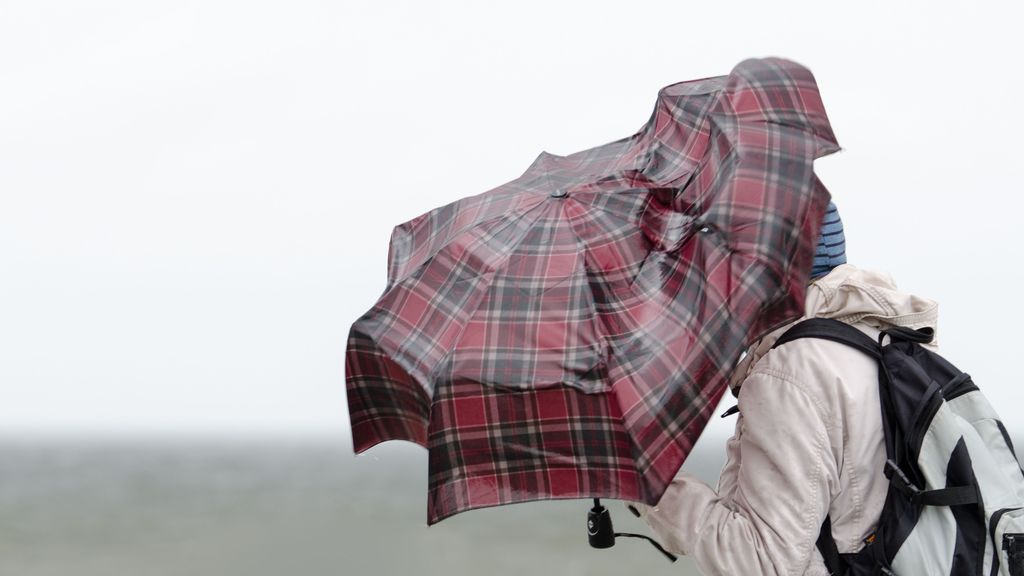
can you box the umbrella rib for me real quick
[386,194,549,293]
[559,202,617,357]
[424,197,556,384]
[562,189,646,228]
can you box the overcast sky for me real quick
[1,1,1022,441]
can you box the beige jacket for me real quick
[632,264,940,576]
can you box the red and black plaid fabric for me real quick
[346,57,841,525]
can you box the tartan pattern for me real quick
[346,57,841,524]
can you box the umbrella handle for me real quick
[587,499,678,563]
[587,499,615,548]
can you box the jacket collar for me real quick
[727,264,940,395]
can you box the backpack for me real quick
[772,317,1024,576]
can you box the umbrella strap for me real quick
[613,532,678,563]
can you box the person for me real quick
[629,201,940,575]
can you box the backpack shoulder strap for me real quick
[817,514,845,576]
[772,317,882,361]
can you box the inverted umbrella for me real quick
[346,57,841,525]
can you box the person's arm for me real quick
[712,409,743,499]
[632,367,840,576]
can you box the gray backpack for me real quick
[774,318,1024,576]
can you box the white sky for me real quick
[1,1,1022,440]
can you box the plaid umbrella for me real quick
[346,57,841,525]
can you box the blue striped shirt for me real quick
[810,201,846,279]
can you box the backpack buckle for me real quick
[884,459,923,500]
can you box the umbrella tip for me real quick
[550,189,568,198]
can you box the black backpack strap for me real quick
[773,317,882,361]
[883,324,935,345]
[817,515,845,575]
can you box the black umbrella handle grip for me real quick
[587,499,615,548]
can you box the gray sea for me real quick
[0,436,724,576]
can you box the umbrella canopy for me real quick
[346,57,841,525]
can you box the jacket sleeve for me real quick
[632,367,840,576]
[712,411,743,499]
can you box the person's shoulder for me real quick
[738,330,879,440]
[749,328,879,398]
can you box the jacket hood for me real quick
[727,263,939,394]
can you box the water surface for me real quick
[0,437,716,575]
